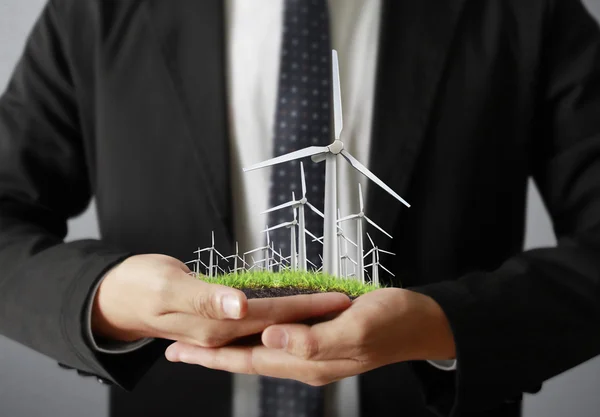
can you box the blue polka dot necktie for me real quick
[262,1,332,417]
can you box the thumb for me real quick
[174,275,248,320]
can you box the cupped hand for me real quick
[164,288,455,386]
[91,254,352,348]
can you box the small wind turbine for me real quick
[244,227,272,272]
[185,258,207,275]
[224,242,248,274]
[247,255,264,272]
[262,165,323,271]
[262,205,299,271]
[244,50,410,276]
[364,233,396,286]
[194,231,227,278]
[338,183,392,283]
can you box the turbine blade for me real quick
[305,229,323,244]
[262,200,297,214]
[364,248,375,258]
[244,247,265,256]
[304,229,318,240]
[380,264,395,277]
[340,149,411,208]
[311,153,327,163]
[378,249,396,256]
[337,214,359,223]
[243,147,329,172]
[262,222,292,233]
[366,232,375,248]
[365,216,393,239]
[306,202,325,218]
[342,234,358,248]
[300,162,307,198]
[214,249,227,260]
[358,183,364,212]
[332,50,343,140]
[211,231,215,246]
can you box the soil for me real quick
[241,287,356,300]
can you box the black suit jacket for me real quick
[1,1,600,416]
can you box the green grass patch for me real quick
[196,270,381,298]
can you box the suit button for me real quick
[97,377,112,385]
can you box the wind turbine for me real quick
[244,227,272,272]
[262,164,323,271]
[364,233,396,286]
[224,242,248,274]
[338,183,392,283]
[185,257,207,276]
[194,231,227,278]
[262,205,299,271]
[244,50,410,276]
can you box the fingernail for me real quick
[222,294,241,319]
[265,329,288,349]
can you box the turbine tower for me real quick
[244,50,410,276]
[338,183,392,283]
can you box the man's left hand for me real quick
[165,288,456,386]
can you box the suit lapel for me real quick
[144,0,233,247]
[367,0,467,249]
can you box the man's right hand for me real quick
[91,254,352,347]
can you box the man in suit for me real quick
[1,1,600,417]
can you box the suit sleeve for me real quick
[411,1,600,415]
[0,0,163,390]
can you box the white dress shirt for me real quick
[225,1,454,416]
[87,2,455,417]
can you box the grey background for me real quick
[1,1,599,416]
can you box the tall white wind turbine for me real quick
[244,50,410,276]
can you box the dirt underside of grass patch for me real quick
[241,286,361,299]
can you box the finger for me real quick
[164,274,248,320]
[165,342,356,385]
[157,293,352,346]
[179,261,192,274]
[262,315,357,361]
[244,292,351,324]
